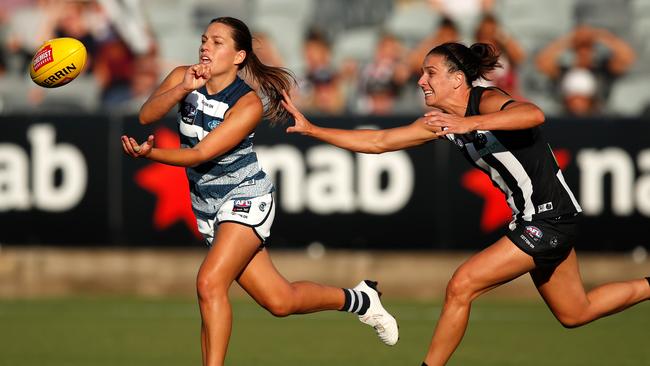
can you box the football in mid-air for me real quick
[30,37,87,88]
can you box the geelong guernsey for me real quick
[177,76,273,224]
[444,86,582,222]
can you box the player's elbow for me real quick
[188,149,209,167]
[531,107,546,126]
[365,145,386,154]
[367,135,390,154]
[138,110,155,125]
[138,114,150,125]
[528,106,545,127]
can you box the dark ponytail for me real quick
[428,42,501,86]
[210,17,296,123]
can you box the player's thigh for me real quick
[198,222,264,287]
[236,248,294,306]
[530,249,589,316]
[451,236,536,296]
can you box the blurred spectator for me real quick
[473,13,526,98]
[51,1,101,72]
[4,0,157,111]
[427,0,494,38]
[407,16,459,81]
[356,33,410,115]
[0,36,7,76]
[560,67,599,116]
[5,0,59,73]
[296,28,345,115]
[535,24,636,109]
[110,51,159,113]
[91,0,158,108]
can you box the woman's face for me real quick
[199,22,245,76]
[417,54,458,107]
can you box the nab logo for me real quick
[0,124,87,212]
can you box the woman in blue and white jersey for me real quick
[121,17,398,366]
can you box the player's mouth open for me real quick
[200,56,211,64]
[423,90,433,96]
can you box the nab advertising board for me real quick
[0,115,649,251]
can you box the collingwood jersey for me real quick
[445,86,582,222]
[178,76,273,222]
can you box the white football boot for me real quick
[354,280,399,346]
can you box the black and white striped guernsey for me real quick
[444,86,582,222]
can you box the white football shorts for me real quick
[197,193,275,246]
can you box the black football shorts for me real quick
[507,213,581,267]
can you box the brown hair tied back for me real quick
[428,42,501,86]
[210,17,296,124]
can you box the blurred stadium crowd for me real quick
[1,0,650,118]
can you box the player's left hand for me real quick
[121,135,154,158]
[422,110,477,136]
[281,89,315,135]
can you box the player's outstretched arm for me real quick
[124,92,263,167]
[138,65,211,125]
[281,90,439,154]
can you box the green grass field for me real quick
[0,297,648,366]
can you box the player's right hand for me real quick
[182,64,211,92]
[281,90,314,135]
[121,135,154,158]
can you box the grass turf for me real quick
[0,297,648,365]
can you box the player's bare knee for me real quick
[196,273,229,302]
[262,295,294,317]
[556,312,589,329]
[445,275,474,305]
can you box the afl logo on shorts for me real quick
[524,226,543,242]
[233,200,252,213]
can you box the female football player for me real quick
[120,17,398,366]
[282,41,650,366]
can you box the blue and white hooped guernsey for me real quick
[177,76,274,225]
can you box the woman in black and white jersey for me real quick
[282,42,650,366]
[120,17,398,366]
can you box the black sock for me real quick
[421,363,429,366]
[339,288,370,315]
[645,277,650,287]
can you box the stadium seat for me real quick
[575,0,631,36]
[157,29,201,67]
[606,74,650,116]
[0,75,100,114]
[252,0,314,20]
[251,15,306,72]
[192,0,253,30]
[141,0,193,36]
[495,0,575,53]
[383,1,439,46]
[332,27,379,67]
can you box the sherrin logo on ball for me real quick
[30,37,87,88]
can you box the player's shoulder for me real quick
[168,65,190,81]
[481,86,510,100]
[479,87,514,113]
[229,90,263,116]
[154,65,190,90]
